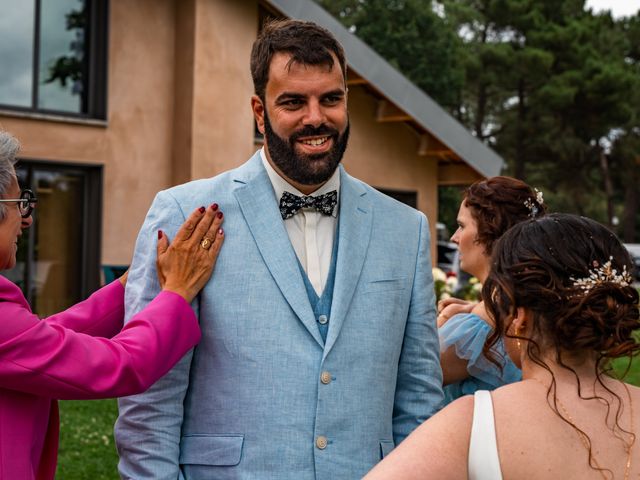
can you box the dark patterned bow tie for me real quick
[279,190,338,220]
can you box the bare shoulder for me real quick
[485,381,547,428]
[489,381,535,410]
[627,382,640,394]
[491,381,575,477]
[470,301,490,323]
[363,396,475,479]
[400,394,475,450]
[433,394,475,427]
[625,382,640,402]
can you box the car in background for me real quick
[437,240,459,276]
[436,222,460,276]
[436,222,451,243]
[625,243,640,284]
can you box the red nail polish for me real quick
[217,211,223,219]
[211,203,218,211]
[199,206,206,213]
[218,228,224,235]
[158,230,163,239]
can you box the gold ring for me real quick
[200,237,212,250]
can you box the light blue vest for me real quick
[297,227,339,343]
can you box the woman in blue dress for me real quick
[438,176,545,403]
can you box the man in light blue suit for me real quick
[115,19,443,479]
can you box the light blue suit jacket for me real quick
[115,152,443,479]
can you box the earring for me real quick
[514,324,523,350]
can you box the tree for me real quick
[316,0,640,239]
[609,13,640,241]
[317,0,464,110]
[45,3,88,111]
[527,9,636,227]
[445,1,638,231]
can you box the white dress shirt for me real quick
[261,148,339,296]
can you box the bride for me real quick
[365,213,639,479]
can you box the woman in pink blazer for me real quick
[0,131,225,479]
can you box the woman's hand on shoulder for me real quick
[437,297,475,327]
[156,204,225,302]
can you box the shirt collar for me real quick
[260,147,340,217]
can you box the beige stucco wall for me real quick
[342,87,439,254]
[105,0,177,263]
[0,0,260,265]
[172,0,257,184]
[0,0,178,265]
[189,0,258,178]
[0,0,443,268]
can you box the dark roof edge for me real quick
[265,0,505,177]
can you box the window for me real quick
[375,188,417,209]
[0,0,108,119]
[3,162,102,316]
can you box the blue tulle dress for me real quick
[439,312,521,405]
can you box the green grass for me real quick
[56,399,119,479]
[610,329,640,386]
[611,354,640,386]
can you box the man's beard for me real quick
[263,111,350,186]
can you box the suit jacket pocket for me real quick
[179,434,244,466]
[380,440,395,459]
[364,278,407,293]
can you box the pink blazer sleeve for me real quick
[0,277,201,400]
[43,280,127,338]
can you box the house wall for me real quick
[0,0,446,269]
[173,0,258,183]
[342,87,439,242]
[0,0,178,265]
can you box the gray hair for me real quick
[0,131,20,221]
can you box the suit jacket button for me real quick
[320,371,332,384]
[316,436,328,450]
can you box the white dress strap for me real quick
[468,390,503,480]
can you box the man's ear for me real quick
[251,95,266,135]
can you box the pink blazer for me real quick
[0,276,201,479]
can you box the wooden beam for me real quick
[347,77,368,86]
[376,100,412,122]
[418,133,455,159]
[438,164,483,186]
[418,134,432,156]
[346,70,368,86]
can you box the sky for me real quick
[585,0,640,18]
[0,0,82,112]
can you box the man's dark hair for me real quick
[250,19,347,100]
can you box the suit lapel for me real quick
[324,169,372,356]
[233,154,324,347]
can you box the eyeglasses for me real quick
[0,189,38,218]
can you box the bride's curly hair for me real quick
[483,213,639,476]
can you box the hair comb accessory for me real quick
[570,256,633,293]
[524,188,544,218]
